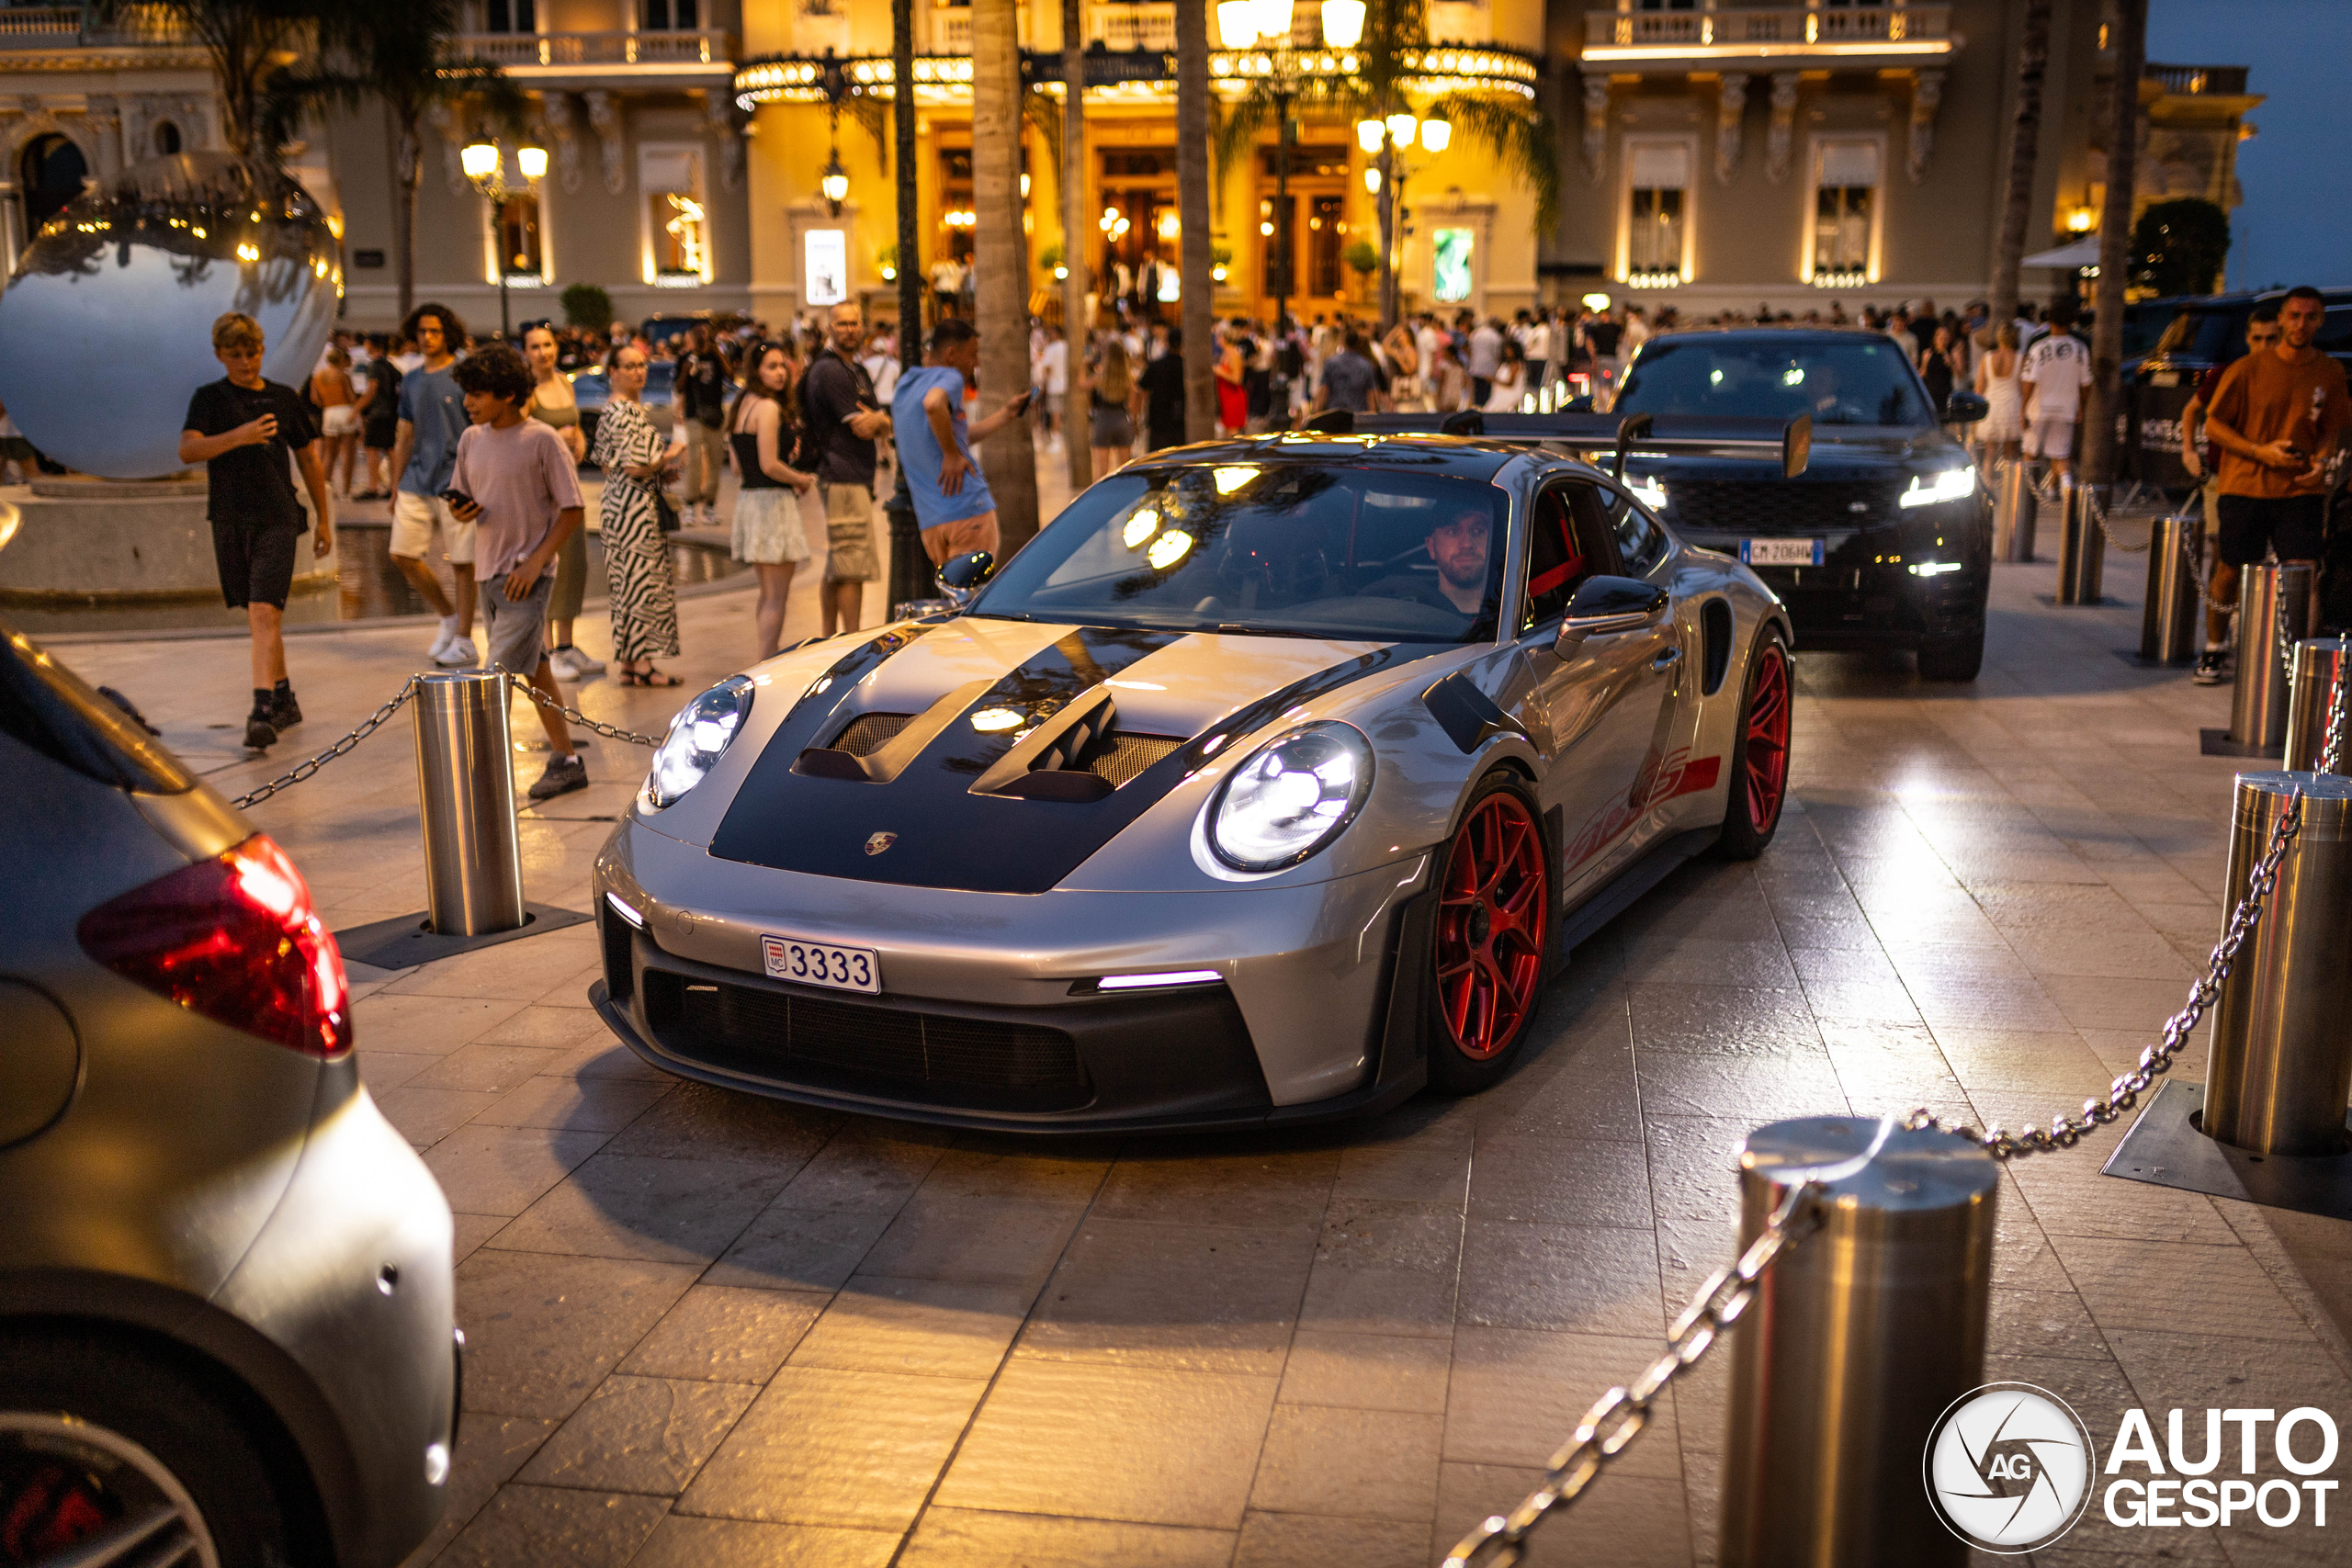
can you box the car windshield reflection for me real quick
[1615,337,1935,427]
[971,465,1507,643]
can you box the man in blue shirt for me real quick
[892,317,1033,566]
[386,303,479,666]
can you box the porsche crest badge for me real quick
[864,831,898,856]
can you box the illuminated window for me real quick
[485,0,535,30]
[1807,139,1881,287]
[501,193,544,280]
[1432,228,1474,303]
[642,0,697,29]
[640,146,709,285]
[1623,141,1689,287]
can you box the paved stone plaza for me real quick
[49,504,2352,1568]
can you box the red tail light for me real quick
[77,833,351,1058]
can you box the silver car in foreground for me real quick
[0,630,455,1568]
[593,424,1799,1132]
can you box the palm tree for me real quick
[1176,0,1215,441]
[1214,0,1559,330]
[118,0,315,161]
[266,0,514,318]
[1060,0,1091,492]
[971,0,1040,549]
[1984,0,2053,343]
[2080,0,2146,491]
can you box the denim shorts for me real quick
[478,571,554,674]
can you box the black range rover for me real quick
[1607,328,1993,681]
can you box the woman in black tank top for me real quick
[728,342,819,658]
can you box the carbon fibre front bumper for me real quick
[591,820,1436,1131]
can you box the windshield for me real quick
[971,464,1507,642]
[1614,337,1936,426]
[2151,306,2245,364]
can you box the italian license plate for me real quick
[1741,538,1825,568]
[761,934,881,995]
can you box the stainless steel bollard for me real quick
[2054,479,2103,604]
[2140,513,2199,663]
[2282,637,2351,773]
[1719,1117,1998,1568]
[1991,459,2035,562]
[413,671,526,936]
[2228,563,2318,750]
[2200,773,2352,1156]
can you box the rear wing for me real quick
[1317,409,1813,480]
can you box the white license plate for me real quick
[1741,538,1825,567]
[761,934,881,994]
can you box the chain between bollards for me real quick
[1906,778,2305,1161]
[229,668,669,810]
[1439,1181,1823,1568]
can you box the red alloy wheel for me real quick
[1744,643,1792,831]
[1435,791,1549,1060]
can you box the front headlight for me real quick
[1899,465,1976,507]
[642,675,754,809]
[1207,721,1374,873]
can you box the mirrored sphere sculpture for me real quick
[0,152,341,479]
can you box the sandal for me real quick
[623,667,685,688]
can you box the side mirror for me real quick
[1944,389,1990,424]
[1555,574,1668,655]
[936,549,996,607]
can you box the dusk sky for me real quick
[2146,0,2350,290]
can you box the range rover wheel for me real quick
[1,1338,296,1568]
[1917,624,1985,682]
[1425,773,1551,1095]
[1713,631,1792,862]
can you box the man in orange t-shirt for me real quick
[2199,287,2350,681]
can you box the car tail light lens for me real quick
[77,833,351,1058]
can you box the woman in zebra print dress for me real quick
[590,345,684,686]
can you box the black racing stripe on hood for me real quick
[707,633,1442,895]
[757,623,938,762]
[933,626,1185,779]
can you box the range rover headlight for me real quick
[1207,721,1374,872]
[642,674,754,809]
[1899,465,1976,507]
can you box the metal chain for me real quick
[489,665,665,748]
[1440,1182,1823,1568]
[2080,483,2153,554]
[1907,784,2305,1160]
[2274,589,2301,682]
[229,677,423,808]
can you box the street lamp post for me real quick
[1221,0,1366,339]
[461,138,547,342]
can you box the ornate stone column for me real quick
[424,101,469,196]
[583,90,627,197]
[1766,73,1800,184]
[1715,73,1748,185]
[1907,70,1946,185]
[1582,76,1610,186]
[705,91,741,193]
[541,92,582,195]
[82,95,121,178]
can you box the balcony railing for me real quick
[0,4,187,47]
[455,29,733,68]
[1583,5,1951,53]
[2144,62,2249,96]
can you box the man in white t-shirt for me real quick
[2019,307,2095,478]
[1035,335,1069,446]
[1524,312,1553,400]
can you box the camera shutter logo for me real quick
[1923,1382,2095,1552]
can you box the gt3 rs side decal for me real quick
[1559,747,1722,876]
[708,629,1441,896]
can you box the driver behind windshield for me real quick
[1366,503,1492,616]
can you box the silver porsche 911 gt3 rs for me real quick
[589,426,1795,1132]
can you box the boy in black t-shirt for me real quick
[179,310,333,750]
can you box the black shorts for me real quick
[213,520,302,610]
[364,422,398,452]
[2216,493,2328,568]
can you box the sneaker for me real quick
[565,646,605,676]
[434,633,478,667]
[425,624,453,657]
[269,688,302,729]
[548,646,584,682]
[528,753,588,800]
[243,711,277,750]
[2193,649,2229,686]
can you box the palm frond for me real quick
[1022,84,1064,186]
[1421,91,1561,232]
